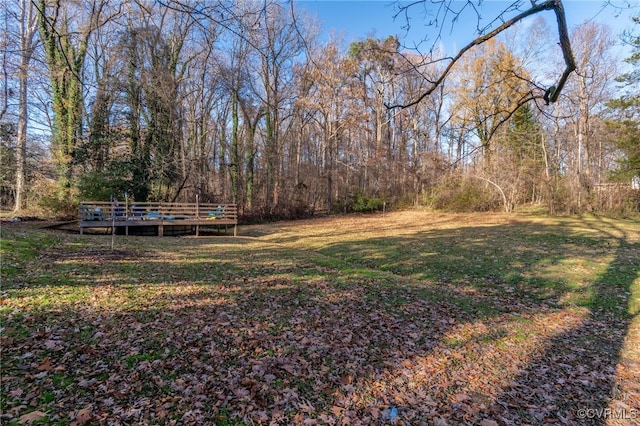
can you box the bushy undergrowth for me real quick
[426,176,501,212]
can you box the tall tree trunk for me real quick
[14,0,38,212]
[230,91,240,204]
[325,115,334,213]
[15,61,28,212]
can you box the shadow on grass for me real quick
[488,218,639,425]
[1,217,638,424]
[299,218,639,423]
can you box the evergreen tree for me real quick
[606,17,640,181]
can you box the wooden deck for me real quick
[79,202,238,236]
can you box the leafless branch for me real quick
[157,0,268,59]
[386,0,576,110]
[33,0,122,89]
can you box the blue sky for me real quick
[297,0,639,54]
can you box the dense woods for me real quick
[1,0,639,219]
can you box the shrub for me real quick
[353,192,386,213]
[38,184,78,219]
[427,176,500,212]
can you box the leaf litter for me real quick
[1,212,639,425]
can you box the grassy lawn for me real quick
[1,211,639,425]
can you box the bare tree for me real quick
[13,0,39,212]
[557,21,618,210]
[0,3,10,123]
[247,1,306,215]
[297,38,359,213]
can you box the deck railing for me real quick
[79,202,237,236]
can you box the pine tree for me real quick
[606,17,640,182]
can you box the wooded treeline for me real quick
[1,0,639,219]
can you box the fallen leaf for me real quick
[44,340,61,349]
[19,410,46,424]
[71,406,93,426]
[37,358,52,371]
[9,388,23,397]
[453,393,469,403]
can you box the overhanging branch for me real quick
[387,0,576,109]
